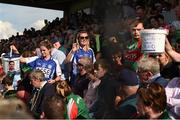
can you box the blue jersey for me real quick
[28,57,59,81]
[72,48,96,75]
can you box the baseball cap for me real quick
[118,68,139,86]
[51,37,59,44]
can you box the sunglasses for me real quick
[79,36,89,40]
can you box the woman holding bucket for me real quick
[20,40,62,83]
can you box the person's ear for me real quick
[146,71,153,80]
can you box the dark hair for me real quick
[137,82,167,112]
[2,75,13,86]
[94,59,109,71]
[130,19,144,28]
[9,61,15,65]
[156,14,164,20]
[148,16,159,23]
[43,95,66,119]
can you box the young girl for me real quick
[20,40,62,83]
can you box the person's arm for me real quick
[20,57,28,63]
[165,38,180,62]
[10,45,19,54]
[64,43,79,63]
[20,56,38,63]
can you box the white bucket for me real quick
[140,29,168,53]
[1,53,21,73]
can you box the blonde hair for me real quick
[78,57,94,73]
[56,81,71,98]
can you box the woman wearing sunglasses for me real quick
[65,30,96,86]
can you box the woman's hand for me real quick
[72,43,79,52]
[10,45,19,54]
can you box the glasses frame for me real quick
[79,36,89,40]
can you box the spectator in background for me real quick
[56,80,89,119]
[175,38,180,53]
[137,56,168,87]
[148,16,160,29]
[72,57,93,97]
[171,5,180,30]
[101,35,122,63]
[109,48,125,80]
[84,66,101,110]
[170,5,180,45]
[88,24,102,57]
[90,59,118,118]
[124,19,144,71]
[29,70,56,118]
[64,30,76,52]
[157,14,170,30]
[135,5,148,28]
[51,38,66,80]
[156,52,179,80]
[135,82,170,119]
[165,77,180,119]
[65,30,96,86]
[108,68,139,119]
[51,37,68,55]
[41,95,66,119]
[2,75,16,99]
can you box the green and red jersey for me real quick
[66,93,89,120]
[124,39,143,71]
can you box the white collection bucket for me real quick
[1,53,21,74]
[140,29,168,53]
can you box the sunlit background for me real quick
[0,3,63,39]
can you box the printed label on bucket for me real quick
[141,30,167,53]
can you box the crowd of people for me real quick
[0,0,179,119]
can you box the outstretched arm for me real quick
[165,38,180,62]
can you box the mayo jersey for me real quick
[66,93,89,119]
